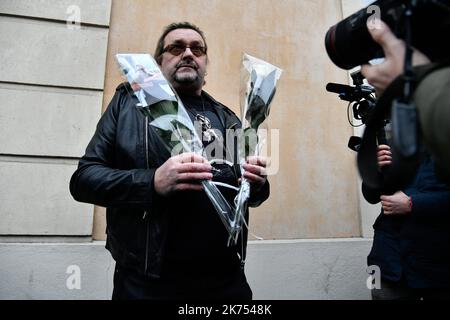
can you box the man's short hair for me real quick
[154,22,208,65]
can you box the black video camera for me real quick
[327,71,376,125]
[327,71,387,152]
[325,0,450,70]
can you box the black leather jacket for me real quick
[70,83,270,278]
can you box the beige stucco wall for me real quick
[0,0,111,237]
[92,0,362,240]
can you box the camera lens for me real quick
[325,25,349,69]
[325,9,382,70]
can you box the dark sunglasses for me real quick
[162,44,207,57]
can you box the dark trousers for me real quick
[372,278,450,300]
[112,263,253,300]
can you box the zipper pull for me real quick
[211,167,222,173]
[237,252,245,270]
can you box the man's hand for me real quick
[380,191,412,215]
[154,153,212,197]
[242,156,268,192]
[361,20,430,96]
[377,144,392,169]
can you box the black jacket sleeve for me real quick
[361,182,383,204]
[405,160,450,220]
[248,179,270,208]
[69,90,157,208]
[409,189,450,220]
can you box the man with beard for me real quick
[70,22,270,300]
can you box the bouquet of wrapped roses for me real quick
[116,53,282,246]
[230,53,283,245]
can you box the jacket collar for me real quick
[201,90,241,129]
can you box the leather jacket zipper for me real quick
[225,122,240,182]
[144,116,150,274]
[143,115,150,220]
[225,122,246,267]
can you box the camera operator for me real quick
[362,20,450,300]
[361,19,450,182]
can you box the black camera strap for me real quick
[390,1,418,160]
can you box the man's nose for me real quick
[181,47,195,58]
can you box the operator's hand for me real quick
[377,144,392,169]
[361,20,430,96]
[154,153,212,197]
[380,191,412,215]
[242,156,268,192]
